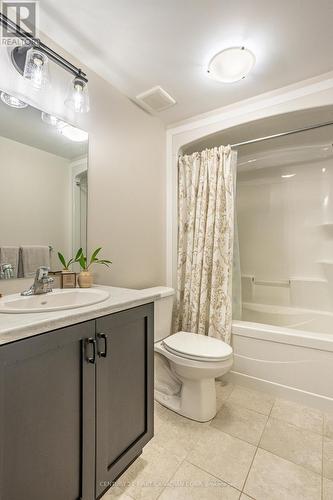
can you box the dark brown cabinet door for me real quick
[95,303,154,498]
[0,322,96,500]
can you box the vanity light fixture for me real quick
[23,48,49,88]
[0,91,28,109]
[0,12,89,113]
[41,111,66,128]
[60,124,88,142]
[65,75,90,113]
[207,46,256,83]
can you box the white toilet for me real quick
[149,287,233,422]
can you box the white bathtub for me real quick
[230,302,333,412]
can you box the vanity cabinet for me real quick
[0,302,154,500]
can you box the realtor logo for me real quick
[1,1,38,41]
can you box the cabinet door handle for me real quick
[85,338,96,364]
[97,333,108,358]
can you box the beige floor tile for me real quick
[216,380,234,410]
[270,398,323,434]
[227,385,274,416]
[324,413,333,439]
[187,426,256,490]
[103,486,135,499]
[323,437,333,480]
[158,460,241,500]
[211,401,267,445]
[244,449,321,500]
[323,478,333,500]
[240,495,254,500]
[149,406,208,460]
[112,442,183,500]
[154,401,167,433]
[260,417,322,474]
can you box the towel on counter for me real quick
[0,246,19,278]
[20,245,50,278]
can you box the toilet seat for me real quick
[162,331,233,362]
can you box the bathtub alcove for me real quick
[181,105,333,412]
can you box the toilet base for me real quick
[154,376,217,422]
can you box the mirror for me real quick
[0,90,88,280]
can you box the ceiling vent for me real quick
[136,86,176,113]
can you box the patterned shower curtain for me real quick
[174,145,238,344]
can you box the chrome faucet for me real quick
[21,266,54,296]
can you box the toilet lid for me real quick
[162,331,233,361]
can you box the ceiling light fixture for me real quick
[0,12,89,113]
[60,124,88,142]
[0,91,28,108]
[207,46,256,83]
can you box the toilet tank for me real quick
[143,287,175,342]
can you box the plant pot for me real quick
[78,270,93,288]
[61,270,76,288]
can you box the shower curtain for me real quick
[174,145,240,344]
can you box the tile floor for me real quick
[102,381,333,500]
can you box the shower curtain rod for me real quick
[231,120,333,148]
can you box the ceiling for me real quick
[39,0,333,125]
[0,99,88,159]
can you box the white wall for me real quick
[237,146,333,311]
[0,35,166,292]
[0,135,70,270]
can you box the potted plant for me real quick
[57,249,83,288]
[57,248,83,272]
[77,247,112,288]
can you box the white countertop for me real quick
[0,285,173,346]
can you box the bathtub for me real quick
[230,302,333,412]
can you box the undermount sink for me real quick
[0,288,110,314]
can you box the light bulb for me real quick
[65,76,90,113]
[23,48,49,89]
[41,112,59,126]
[0,91,28,108]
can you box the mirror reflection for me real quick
[0,91,88,279]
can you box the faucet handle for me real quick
[36,266,49,281]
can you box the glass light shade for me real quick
[207,47,255,83]
[65,76,90,113]
[60,124,88,142]
[41,112,66,129]
[23,48,49,88]
[0,91,28,108]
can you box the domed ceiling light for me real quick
[207,46,255,83]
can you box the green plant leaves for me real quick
[75,248,83,261]
[90,247,102,265]
[79,254,87,270]
[75,247,112,271]
[58,252,68,269]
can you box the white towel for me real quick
[0,246,19,278]
[20,245,50,278]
